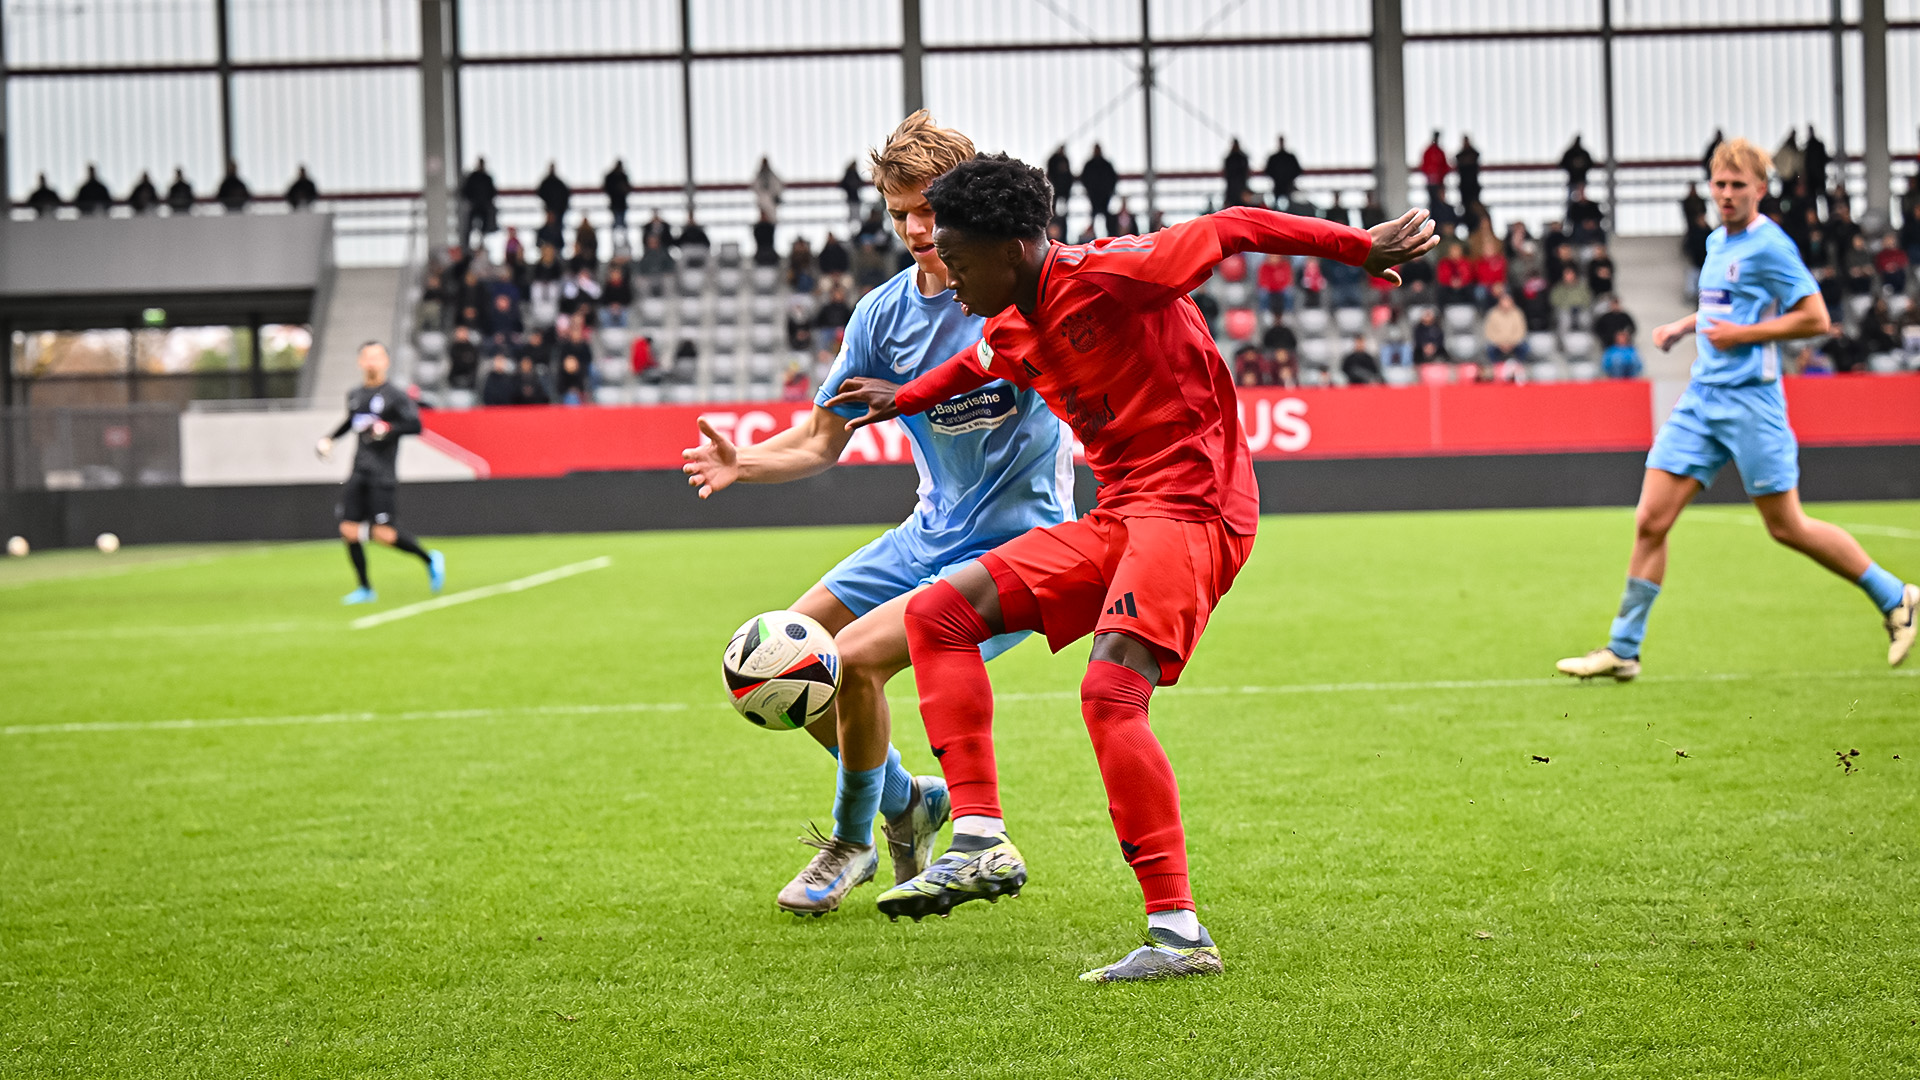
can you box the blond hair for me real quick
[1710,137,1773,183]
[868,110,976,196]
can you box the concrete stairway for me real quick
[307,265,403,406]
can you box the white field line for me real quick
[1689,509,1920,541]
[8,668,1911,738]
[18,621,321,642]
[348,556,612,630]
[0,546,278,592]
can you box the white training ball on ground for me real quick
[96,532,120,554]
[722,609,841,730]
[6,536,27,558]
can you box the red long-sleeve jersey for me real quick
[894,207,1373,535]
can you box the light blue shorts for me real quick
[819,526,1031,661]
[1646,380,1799,497]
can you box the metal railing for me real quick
[2,403,183,492]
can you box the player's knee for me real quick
[903,580,988,646]
[1087,634,1161,689]
[1762,514,1801,546]
[1633,508,1673,544]
[371,524,398,545]
[338,521,360,542]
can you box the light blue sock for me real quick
[833,762,885,846]
[879,746,913,820]
[1857,562,1906,614]
[1606,576,1662,660]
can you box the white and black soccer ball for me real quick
[722,610,840,730]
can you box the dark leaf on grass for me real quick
[1531,755,1550,764]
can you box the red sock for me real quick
[1081,660,1191,913]
[904,579,1002,818]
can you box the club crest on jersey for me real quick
[1725,260,1740,283]
[975,339,994,369]
[1061,312,1099,353]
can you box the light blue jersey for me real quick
[1692,215,1819,386]
[813,266,1074,633]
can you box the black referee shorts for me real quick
[338,473,398,526]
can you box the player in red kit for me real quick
[829,154,1435,981]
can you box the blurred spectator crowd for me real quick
[25,161,320,216]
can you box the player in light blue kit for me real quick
[681,112,1074,914]
[1559,138,1917,680]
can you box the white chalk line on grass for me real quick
[9,667,1911,738]
[18,621,321,642]
[348,556,612,630]
[0,545,279,592]
[1690,509,1920,541]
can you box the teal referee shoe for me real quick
[342,587,377,605]
[427,550,447,594]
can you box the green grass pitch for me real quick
[3,504,1918,1078]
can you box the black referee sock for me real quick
[345,541,370,589]
[389,530,433,565]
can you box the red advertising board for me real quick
[419,375,1920,480]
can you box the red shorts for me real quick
[985,509,1255,685]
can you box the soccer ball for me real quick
[722,610,840,730]
[5,536,26,558]
[96,532,120,554]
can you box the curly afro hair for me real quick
[925,153,1053,241]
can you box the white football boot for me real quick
[1886,583,1919,668]
[776,824,878,917]
[1556,647,1640,682]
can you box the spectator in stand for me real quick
[1483,288,1529,364]
[839,160,865,223]
[1682,210,1711,300]
[486,293,523,338]
[629,334,656,382]
[1359,190,1386,229]
[572,215,600,272]
[638,232,675,278]
[1340,337,1383,385]
[447,326,479,389]
[782,361,811,402]
[1681,181,1707,227]
[519,328,552,375]
[1325,256,1366,310]
[602,158,632,229]
[285,166,318,210]
[1222,138,1251,208]
[642,208,673,249]
[752,213,779,267]
[787,236,815,293]
[127,171,160,215]
[561,266,601,321]
[1455,135,1482,209]
[165,167,195,214]
[1412,306,1445,365]
[1602,329,1643,379]
[818,232,851,291]
[1322,193,1353,227]
[1046,145,1075,219]
[480,354,516,405]
[1264,135,1302,210]
[1079,144,1118,237]
[1419,131,1450,214]
[1470,238,1508,309]
[1586,243,1615,296]
[462,158,497,246]
[677,217,710,252]
[1874,233,1909,294]
[513,355,551,405]
[1843,234,1877,298]
[556,353,589,405]
[812,282,852,356]
[1558,135,1594,193]
[1111,197,1139,237]
[1504,222,1541,282]
[1436,241,1474,305]
[1233,345,1272,387]
[1567,184,1605,243]
[533,210,563,254]
[751,156,784,221]
[1550,265,1593,331]
[1396,249,1435,305]
[72,165,112,216]
[601,266,633,326]
[537,162,570,220]
[1296,257,1326,309]
[1541,220,1570,277]
[1262,321,1298,380]
[1802,126,1830,212]
[1593,295,1636,347]
[1379,313,1413,368]
[1257,252,1293,315]
[216,162,250,212]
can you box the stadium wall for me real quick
[6,444,1920,551]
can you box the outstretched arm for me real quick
[681,407,852,498]
[823,346,998,432]
[1210,205,1439,285]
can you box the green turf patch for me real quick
[3,505,1917,1077]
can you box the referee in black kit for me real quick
[317,341,446,605]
